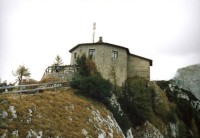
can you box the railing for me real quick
[0,82,69,94]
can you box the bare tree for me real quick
[13,65,31,85]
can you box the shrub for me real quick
[71,75,112,103]
[156,81,176,102]
[106,102,131,135]
[75,54,90,77]
[166,108,177,124]
[0,83,7,93]
[177,121,193,138]
[70,55,112,104]
[176,98,193,128]
[119,76,153,127]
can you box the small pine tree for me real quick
[53,55,63,66]
[75,54,90,77]
[85,59,98,76]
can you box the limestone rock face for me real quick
[134,121,164,138]
[173,64,200,100]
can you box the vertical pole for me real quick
[93,22,96,43]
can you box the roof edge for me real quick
[69,42,130,54]
[130,54,153,66]
[69,42,153,66]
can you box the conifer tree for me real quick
[53,55,63,66]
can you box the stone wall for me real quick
[128,55,150,80]
[71,44,128,86]
[70,43,152,85]
[41,66,75,82]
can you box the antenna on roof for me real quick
[92,22,96,43]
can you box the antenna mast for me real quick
[92,22,96,43]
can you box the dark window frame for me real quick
[88,49,95,59]
[74,52,77,59]
[112,50,118,59]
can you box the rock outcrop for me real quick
[0,90,125,138]
[172,64,200,100]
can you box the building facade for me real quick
[69,37,152,86]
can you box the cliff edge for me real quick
[172,64,200,100]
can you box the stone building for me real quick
[69,37,153,86]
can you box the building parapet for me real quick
[41,65,76,82]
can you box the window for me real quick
[112,50,118,59]
[88,49,95,59]
[74,52,77,59]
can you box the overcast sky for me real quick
[0,0,200,83]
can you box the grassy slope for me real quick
[132,81,174,137]
[149,81,174,132]
[0,88,124,138]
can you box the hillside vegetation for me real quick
[1,56,199,138]
[0,88,124,138]
[1,80,199,137]
[156,80,200,137]
[69,56,200,137]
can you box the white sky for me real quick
[0,0,200,83]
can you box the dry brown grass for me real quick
[147,82,178,134]
[0,88,124,137]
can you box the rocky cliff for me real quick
[172,64,200,100]
[156,79,200,138]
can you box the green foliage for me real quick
[53,55,63,66]
[157,81,200,134]
[106,103,131,135]
[119,76,153,127]
[150,86,177,124]
[166,107,177,123]
[71,75,112,103]
[191,118,200,138]
[177,121,193,138]
[176,98,193,128]
[193,111,200,136]
[75,54,90,77]
[0,82,7,93]
[110,66,117,90]
[156,81,176,102]
[70,55,112,103]
[70,54,131,135]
